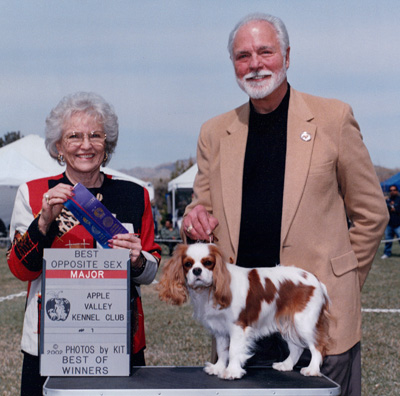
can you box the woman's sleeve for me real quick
[7,184,58,281]
[132,188,161,285]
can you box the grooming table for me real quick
[43,366,340,395]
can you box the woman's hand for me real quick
[109,233,144,269]
[38,183,74,235]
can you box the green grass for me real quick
[359,244,400,395]
[1,243,399,395]
[0,248,25,396]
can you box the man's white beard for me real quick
[236,66,287,99]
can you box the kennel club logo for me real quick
[46,291,71,321]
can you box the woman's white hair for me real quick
[228,13,290,59]
[45,92,118,166]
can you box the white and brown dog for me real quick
[158,243,331,380]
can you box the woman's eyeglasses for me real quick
[63,131,106,146]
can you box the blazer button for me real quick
[229,257,234,264]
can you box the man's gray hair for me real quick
[228,13,290,59]
[45,92,118,166]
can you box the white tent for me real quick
[167,164,197,191]
[167,164,197,227]
[0,135,154,227]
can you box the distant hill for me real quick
[375,166,400,183]
[119,158,194,181]
[119,161,399,183]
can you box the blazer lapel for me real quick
[281,89,316,245]
[218,93,316,254]
[220,104,249,254]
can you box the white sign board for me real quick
[40,249,130,376]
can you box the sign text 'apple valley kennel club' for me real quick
[40,249,130,376]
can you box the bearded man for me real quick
[182,13,388,396]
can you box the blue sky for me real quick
[1,0,399,170]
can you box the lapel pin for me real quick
[300,131,312,142]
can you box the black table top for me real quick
[44,366,341,396]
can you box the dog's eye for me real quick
[183,261,193,269]
[203,260,213,267]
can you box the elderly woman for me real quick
[7,92,161,396]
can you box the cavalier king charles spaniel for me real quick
[158,243,331,380]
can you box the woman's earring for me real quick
[57,154,65,166]
[102,152,108,165]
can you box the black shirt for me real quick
[236,87,290,268]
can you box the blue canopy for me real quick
[381,172,400,192]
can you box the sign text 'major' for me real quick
[45,269,127,279]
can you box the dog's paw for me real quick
[219,366,246,380]
[204,362,225,377]
[272,361,293,372]
[300,366,321,377]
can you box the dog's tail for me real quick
[315,293,335,358]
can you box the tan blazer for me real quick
[185,87,388,355]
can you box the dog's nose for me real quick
[193,268,202,276]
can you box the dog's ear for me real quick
[209,245,232,309]
[157,244,189,305]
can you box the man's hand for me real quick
[182,205,219,241]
